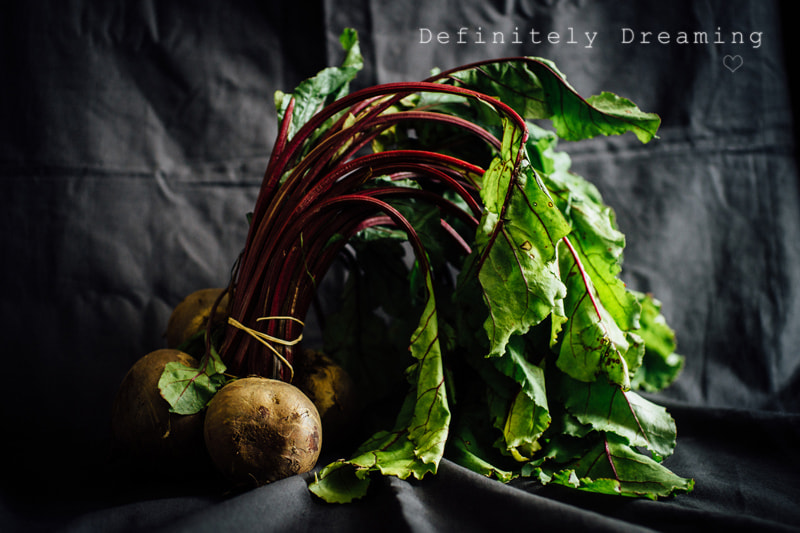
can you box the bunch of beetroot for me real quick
[111,29,692,501]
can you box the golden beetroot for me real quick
[293,349,358,444]
[165,288,230,349]
[203,377,322,487]
[110,349,205,463]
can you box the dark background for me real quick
[2,1,799,531]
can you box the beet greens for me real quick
[160,28,692,501]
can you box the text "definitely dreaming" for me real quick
[418,26,763,49]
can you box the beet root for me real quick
[110,349,206,464]
[203,377,322,487]
[165,288,230,349]
[293,349,359,445]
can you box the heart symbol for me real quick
[723,55,743,73]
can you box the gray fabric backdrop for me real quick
[2,1,799,531]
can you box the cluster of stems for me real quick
[209,58,607,383]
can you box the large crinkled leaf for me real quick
[534,433,694,499]
[490,336,551,460]
[526,58,661,143]
[630,291,686,392]
[310,270,450,502]
[544,165,641,333]
[441,57,661,143]
[405,272,450,464]
[310,392,435,503]
[560,375,677,460]
[474,121,571,358]
[529,123,641,333]
[448,414,517,483]
[555,237,644,390]
[441,60,549,121]
[340,410,437,479]
[526,123,648,388]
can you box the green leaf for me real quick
[501,387,547,461]
[555,238,644,390]
[544,161,641,333]
[310,401,437,502]
[561,375,677,460]
[406,272,451,465]
[354,427,439,480]
[442,60,549,122]
[545,433,694,499]
[527,123,641,336]
[157,345,228,415]
[310,422,437,503]
[524,122,647,389]
[492,336,549,405]
[440,57,661,143]
[448,423,517,483]
[584,91,662,143]
[308,461,371,504]
[490,337,551,459]
[274,27,363,139]
[630,291,686,392]
[310,264,450,502]
[474,122,571,358]
[526,58,661,143]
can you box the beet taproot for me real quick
[110,349,206,463]
[293,349,359,444]
[165,288,230,349]
[203,377,322,487]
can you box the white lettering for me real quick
[567,27,577,44]
[621,27,635,44]
[419,27,432,44]
[416,26,764,50]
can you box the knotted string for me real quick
[227,315,304,381]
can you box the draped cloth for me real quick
[2,1,798,531]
